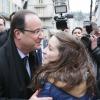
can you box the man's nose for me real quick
[39,31,44,39]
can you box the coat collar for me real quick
[48,77,87,98]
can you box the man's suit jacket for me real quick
[0,29,9,47]
[0,34,41,99]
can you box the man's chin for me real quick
[36,46,41,50]
[35,44,41,48]
[34,45,41,49]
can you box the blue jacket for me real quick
[38,82,95,100]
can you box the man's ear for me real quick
[14,29,22,39]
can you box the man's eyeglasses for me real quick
[21,28,45,35]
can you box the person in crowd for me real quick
[89,26,100,98]
[0,10,52,100]
[0,16,5,32]
[32,31,96,100]
[72,24,100,99]
[42,36,48,49]
[72,27,85,39]
[10,11,43,64]
[0,16,8,47]
[0,29,8,47]
[0,12,16,47]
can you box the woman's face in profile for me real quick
[43,36,60,65]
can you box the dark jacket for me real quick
[92,47,100,98]
[82,37,100,99]
[0,29,9,47]
[0,34,41,99]
[92,47,100,65]
[36,48,42,64]
[38,82,94,100]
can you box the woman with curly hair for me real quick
[32,31,96,100]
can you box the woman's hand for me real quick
[29,90,52,100]
[90,35,98,50]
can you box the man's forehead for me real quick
[25,14,41,24]
[25,14,40,20]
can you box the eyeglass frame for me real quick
[18,28,45,35]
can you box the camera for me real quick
[54,16,68,31]
[54,4,73,31]
[83,21,93,34]
[54,14,73,31]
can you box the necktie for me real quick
[23,56,31,78]
[22,56,31,86]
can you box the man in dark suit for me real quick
[0,10,52,100]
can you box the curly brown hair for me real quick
[32,31,96,94]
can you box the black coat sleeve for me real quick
[92,47,100,64]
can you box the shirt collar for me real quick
[17,48,29,59]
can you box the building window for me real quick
[39,0,43,4]
[2,0,10,15]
